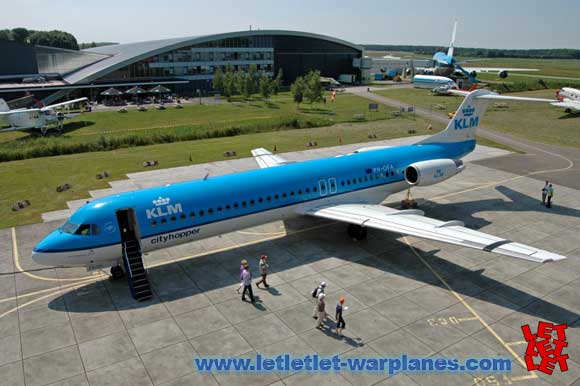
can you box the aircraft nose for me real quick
[32,229,66,266]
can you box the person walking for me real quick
[256,255,270,288]
[315,293,327,329]
[241,262,255,303]
[541,181,549,205]
[546,184,554,208]
[236,259,247,294]
[311,281,327,319]
[335,297,347,337]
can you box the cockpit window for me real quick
[73,224,100,236]
[61,222,78,234]
[76,224,91,236]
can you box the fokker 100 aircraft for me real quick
[32,90,564,299]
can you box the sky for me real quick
[2,0,580,49]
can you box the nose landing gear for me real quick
[347,224,367,241]
[110,265,125,280]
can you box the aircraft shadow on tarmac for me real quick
[49,186,580,328]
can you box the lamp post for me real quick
[197,89,201,105]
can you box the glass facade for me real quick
[98,34,361,94]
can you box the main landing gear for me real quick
[347,224,367,241]
[110,265,125,280]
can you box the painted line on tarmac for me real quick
[403,236,535,375]
[11,227,106,282]
[0,277,103,305]
[0,277,98,320]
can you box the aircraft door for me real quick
[328,178,337,194]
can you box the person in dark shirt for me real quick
[335,297,346,337]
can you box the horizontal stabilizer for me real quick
[251,148,292,168]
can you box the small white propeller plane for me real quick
[0,97,88,135]
[552,87,580,113]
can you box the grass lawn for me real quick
[373,88,580,148]
[0,92,387,161]
[1,112,441,228]
[456,58,580,79]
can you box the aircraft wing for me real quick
[251,148,292,168]
[551,101,580,111]
[447,89,556,103]
[306,204,566,263]
[462,67,539,73]
[41,97,88,111]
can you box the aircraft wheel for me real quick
[347,224,367,241]
[565,108,572,113]
[110,265,124,279]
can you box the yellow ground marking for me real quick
[404,236,535,376]
[0,277,103,305]
[11,227,106,282]
[510,374,538,381]
[456,316,479,322]
[236,230,286,236]
[506,341,528,347]
[0,277,102,320]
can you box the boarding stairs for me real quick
[122,239,152,301]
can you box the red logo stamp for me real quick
[521,321,569,375]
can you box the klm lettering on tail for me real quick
[146,196,183,219]
[454,105,478,130]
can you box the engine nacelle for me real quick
[405,159,464,187]
[498,70,508,79]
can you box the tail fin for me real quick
[0,99,9,113]
[420,89,492,144]
[447,20,458,57]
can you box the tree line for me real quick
[363,45,580,59]
[212,65,284,100]
[0,27,79,50]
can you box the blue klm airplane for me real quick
[428,21,537,80]
[32,89,563,299]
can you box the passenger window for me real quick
[242,201,247,207]
[234,203,239,209]
[274,194,279,200]
[258,197,263,203]
[358,177,362,183]
[313,187,317,192]
[341,181,345,186]
[306,188,310,193]
[290,191,295,196]
[208,208,213,214]
[267,196,271,201]
[161,218,167,224]
[298,189,302,195]
[226,204,231,210]
[282,193,287,198]
[250,200,255,206]
[199,210,205,216]
[151,220,157,227]
[171,216,176,222]
[180,214,186,220]
[347,180,351,186]
[189,211,195,218]
[217,206,222,212]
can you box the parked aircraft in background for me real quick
[32,89,565,300]
[418,21,538,81]
[412,75,457,90]
[0,97,88,135]
[552,87,580,113]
